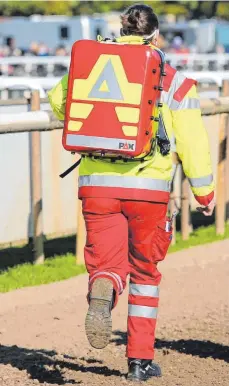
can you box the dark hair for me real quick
[121,4,158,37]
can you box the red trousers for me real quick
[82,198,172,360]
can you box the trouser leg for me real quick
[82,197,129,305]
[122,201,170,360]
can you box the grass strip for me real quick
[0,254,86,293]
[0,224,228,293]
[169,224,229,253]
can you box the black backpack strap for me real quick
[59,158,81,178]
[156,114,170,156]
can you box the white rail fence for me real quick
[1,53,229,77]
[1,72,229,102]
[0,96,77,254]
[1,97,229,135]
[1,92,229,264]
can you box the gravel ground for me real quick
[0,240,228,386]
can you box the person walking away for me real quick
[48,4,215,382]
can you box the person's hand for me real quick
[196,199,215,217]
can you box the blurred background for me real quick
[1,1,229,262]
[1,0,229,96]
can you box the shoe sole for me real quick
[127,375,144,383]
[85,278,113,349]
[127,371,162,382]
[127,375,160,383]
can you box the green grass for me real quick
[0,224,228,293]
[0,254,86,293]
[169,224,229,253]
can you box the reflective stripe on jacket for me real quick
[48,36,214,206]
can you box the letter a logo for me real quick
[73,54,142,105]
[89,59,124,100]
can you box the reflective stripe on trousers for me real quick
[128,284,159,319]
[129,283,159,298]
[90,271,124,294]
[128,304,158,318]
[79,175,171,192]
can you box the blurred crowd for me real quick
[1,34,227,76]
[0,35,191,59]
[158,35,190,54]
[0,38,71,76]
[0,37,70,58]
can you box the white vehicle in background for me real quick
[160,19,229,55]
[0,15,108,77]
[0,77,46,100]
[0,15,108,51]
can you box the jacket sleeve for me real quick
[47,74,68,120]
[169,75,214,206]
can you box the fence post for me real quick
[181,167,190,240]
[221,81,229,222]
[50,130,62,234]
[170,187,176,245]
[30,91,44,264]
[170,153,179,245]
[76,199,86,264]
[226,117,229,222]
[216,80,229,234]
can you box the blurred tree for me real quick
[71,1,133,15]
[190,1,218,19]
[0,1,73,16]
[217,1,229,19]
[0,0,228,20]
[0,0,191,17]
[179,1,229,20]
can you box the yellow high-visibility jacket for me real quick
[48,36,214,206]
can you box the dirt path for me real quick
[0,240,228,386]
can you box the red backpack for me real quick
[62,39,165,160]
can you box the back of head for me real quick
[120,4,159,38]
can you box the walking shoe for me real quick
[127,359,162,382]
[85,278,114,349]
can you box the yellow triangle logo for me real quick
[73,54,142,104]
[99,80,109,92]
